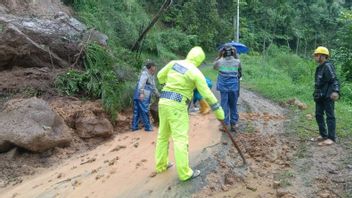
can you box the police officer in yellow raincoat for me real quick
[155,46,225,181]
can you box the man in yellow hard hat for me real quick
[155,46,225,181]
[313,46,340,146]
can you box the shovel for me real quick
[221,121,247,165]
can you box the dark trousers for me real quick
[132,98,152,131]
[315,99,336,141]
[220,91,239,126]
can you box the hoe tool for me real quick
[221,121,247,165]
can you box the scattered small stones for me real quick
[246,184,257,191]
[273,180,280,189]
[276,189,290,198]
[95,174,104,180]
[110,145,126,152]
[221,184,229,192]
[318,191,330,198]
[57,173,64,179]
[149,172,157,178]
[133,142,139,148]
[80,158,96,165]
[224,174,236,185]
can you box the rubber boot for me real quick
[199,99,210,114]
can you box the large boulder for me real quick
[0,97,72,152]
[0,4,108,71]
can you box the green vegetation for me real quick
[55,44,135,119]
[55,0,352,122]
[201,45,352,139]
[277,170,294,187]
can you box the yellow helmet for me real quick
[314,46,329,56]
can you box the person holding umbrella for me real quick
[214,44,241,132]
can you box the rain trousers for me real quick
[155,46,225,181]
[214,56,241,126]
[131,67,159,131]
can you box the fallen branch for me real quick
[131,0,173,52]
[71,29,94,68]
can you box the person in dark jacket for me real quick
[313,46,340,146]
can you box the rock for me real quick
[224,174,236,185]
[0,8,108,71]
[0,5,8,14]
[75,110,113,139]
[277,189,290,197]
[0,179,7,188]
[318,190,330,198]
[221,185,229,192]
[4,147,18,160]
[273,180,280,189]
[50,98,113,139]
[246,184,257,191]
[305,114,313,120]
[149,172,157,178]
[0,97,72,152]
[286,98,308,110]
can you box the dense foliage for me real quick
[57,0,352,119]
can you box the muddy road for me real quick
[0,88,351,198]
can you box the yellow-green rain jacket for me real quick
[157,47,224,120]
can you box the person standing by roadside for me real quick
[213,44,241,132]
[131,62,159,132]
[155,46,225,181]
[313,46,340,146]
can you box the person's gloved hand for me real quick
[214,107,225,121]
[330,92,339,101]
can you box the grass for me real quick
[277,170,294,187]
[200,48,352,141]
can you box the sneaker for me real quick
[318,139,334,146]
[184,169,201,181]
[167,162,174,169]
[230,124,238,132]
[310,136,327,142]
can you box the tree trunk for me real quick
[304,39,307,57]
[262,38,266,54]
[295,37,300,54]
[131,0,173,52]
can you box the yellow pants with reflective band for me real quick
[155,102,193,181]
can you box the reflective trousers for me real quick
[220,91,239,126]
[315,99,336,141]
[131,97,152,131]
[155,102,193,181]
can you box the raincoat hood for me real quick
[186,46,205,67]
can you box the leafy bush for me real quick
[56,43,137,120]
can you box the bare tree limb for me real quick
[131,0,173,52]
